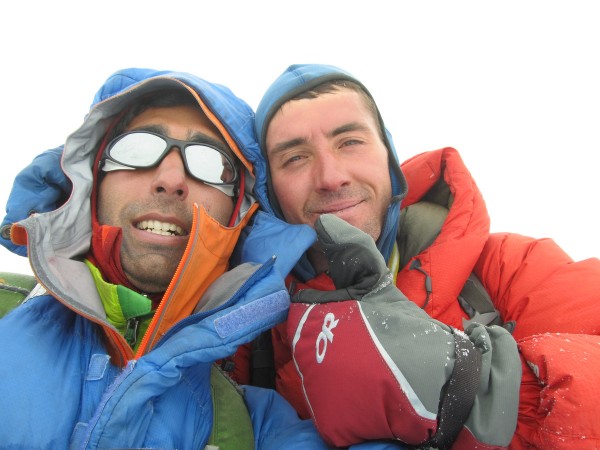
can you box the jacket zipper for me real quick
[134,203,199,358]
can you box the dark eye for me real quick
[283,154,303,166]
[341,139,362,147]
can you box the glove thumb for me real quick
[307,214,391,301]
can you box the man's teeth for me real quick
[137,220,184,236]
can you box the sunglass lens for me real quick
[185,145,236,184]
[109,133,167,167]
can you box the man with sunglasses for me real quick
[0,68,339,449]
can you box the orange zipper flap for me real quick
[134,204,199,358]
[134,201,258,358]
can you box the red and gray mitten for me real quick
[287,214,521,449]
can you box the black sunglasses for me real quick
[101,131,238,196]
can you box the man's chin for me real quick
[122,256,180,294]
[329,216,381,242]
[128,275,171,295]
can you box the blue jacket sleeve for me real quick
[244,385,330,449]
[235,211,316,278]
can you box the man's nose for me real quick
[314,150,350,191]
[150,148,189,199]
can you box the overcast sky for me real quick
[1,1,599,276]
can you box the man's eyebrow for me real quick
[269,137,307,156]
[327,122,370,138]
[131,124,166,135]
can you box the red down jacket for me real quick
[234,147,600,449]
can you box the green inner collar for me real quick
[85,260,155,350]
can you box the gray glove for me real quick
[287,214,520,449]
[294,214,417,309]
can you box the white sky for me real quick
[1,1,599,276]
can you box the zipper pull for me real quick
[125,317,140,347]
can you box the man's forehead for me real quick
[127,105,218,135]
[267,90,379,149]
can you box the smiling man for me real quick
[237,63,600,450]
[241,65,522,449]
[265,85,392,273]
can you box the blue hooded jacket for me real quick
[0,68,328,449]
[250,64,408,280]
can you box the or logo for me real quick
[316,312,339,363]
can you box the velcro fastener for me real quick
[426,329,482,450]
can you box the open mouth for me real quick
[136,219,185,237]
